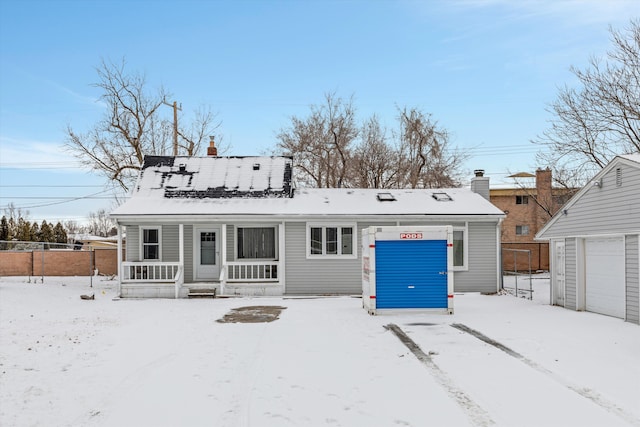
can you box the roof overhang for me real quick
[111,213,505,224]
[535,154,640,240]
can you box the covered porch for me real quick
[116,222,285,298]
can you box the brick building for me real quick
[490,169,576,270]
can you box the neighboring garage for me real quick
[536,154,640,325]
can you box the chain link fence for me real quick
[502,248,533,300]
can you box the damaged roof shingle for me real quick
[136,155,293,199]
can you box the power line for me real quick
[0,189,122,210]
[0,161,84,167]
[4,197,117,199]
[0,185,105,188]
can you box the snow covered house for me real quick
[536,154,640,325]
[110,154,505,298]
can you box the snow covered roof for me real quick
[71,234,117,242]
[135,155,293,199]
[619,153,640,164]
[111,155,504,219]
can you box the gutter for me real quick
[109,213,506,223]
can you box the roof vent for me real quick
[432,192,453,201]
[178,163,186,172]
[376,192,396,202]
[253,163,261,171]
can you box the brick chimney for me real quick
[470,169,490,201]
[535,168,553,232]
[207,136,218,156]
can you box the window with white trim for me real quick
[141,226,161,260]
[516,225,529,236]
[453,229,464,267]
[452,225,468,270]
[307,224,356,258]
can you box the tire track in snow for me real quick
[384,323,495,427]
[451,323,640,427]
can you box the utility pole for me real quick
[162,98,182,156]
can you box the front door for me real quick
[194,227,220,281]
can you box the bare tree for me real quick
[63,220,83,236]
[177,106,222,156]
[276,93,358,188]
[65,58,222,191]
[535,19,640,182]
[2,202,29,223]
[87,209,116,237]
[396,107,467,188]
[351,115,399,188]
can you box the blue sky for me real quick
[1,0,639,224]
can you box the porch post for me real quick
[220,224,226,295]
[117,223,123,297]
[177,223,184,299]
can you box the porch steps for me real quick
[188,288,217,299]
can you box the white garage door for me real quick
[585,237,625,318]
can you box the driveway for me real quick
[0,276,638,427]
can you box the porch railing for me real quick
[120,261,279,284]
[226,261,279,282]
[121,261,182,283]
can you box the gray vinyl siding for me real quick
[123,219,500,294]
[124,224,180,262]
[625,234,639,324]
[284,221,395,295]
[284,220,500,295]
[184,225,193,283]
[226,224,234,262]
[565,238,577,310]
[162,225,179,262]
[454,222,499,293]
[125,224,140,261]
[541,162,640,237]
[397,221,466,227]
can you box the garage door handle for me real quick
[408,285,415,289]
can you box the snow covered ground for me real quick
[1,274,638,427]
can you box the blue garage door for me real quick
[375,239,447,309]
